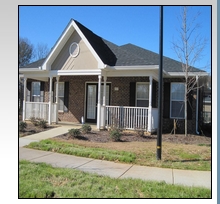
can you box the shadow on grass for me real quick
[164,158,211,163]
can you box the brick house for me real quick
[19,19,208,134]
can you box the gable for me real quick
[51,31,98,70]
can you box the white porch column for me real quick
[103,75,107,107]
[148,76,153,132]
[55,76,59,123]
[101,74,107,128]
[22,77,27,121]
[48,76,53,125]
[97,75,102,129]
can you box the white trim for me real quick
[69,42,80,58]
[167,72,208,77]
[41,19,105,71]
[48,76,53,124]
[105,69,159,79]
[106,65,159,70]
[42,20,74,70]
[50,70,102,76]
[97,75,102,129]
[148,76,153,132]
[72,20,105,68]
[19,68,41,72]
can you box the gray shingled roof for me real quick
[20,58,46,68]
[20,19,205,73]
[119,43,204,72]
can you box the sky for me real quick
[19,5,211,73]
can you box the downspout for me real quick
[196,75,200,134]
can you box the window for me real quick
[170,83,185,118]
[32,82,41,102]
[136,83,149,107]
[54,82,65,111]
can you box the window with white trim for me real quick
[32,82,41,102]
[136,82,149,107]
[170,83,185,118]
[54,82,65,111]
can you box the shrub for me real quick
[30,117,38,126]
[109,129,122,142]
[81,124,92,134]
[38,120,48,129]
[19,121,27,132]
[68,128,81,138]
[136,130,145,137]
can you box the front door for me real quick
[86,83,110,123]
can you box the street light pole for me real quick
[157,5,163,160]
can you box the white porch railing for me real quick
[105,106,149,130]
[25,102,57,122]
[103,106,158,131]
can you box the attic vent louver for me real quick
[69,42,79,57]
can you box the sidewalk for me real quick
[19,124,211,189]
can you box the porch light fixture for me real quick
[69,42,80,57]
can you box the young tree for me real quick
[19,37,34,67]
[172,6,209,136]
[35,42,50,60]
[19,37,35,114]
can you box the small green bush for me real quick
[109,129,122,142]
[30,117,38,126]
[38,120,48,128]
[68,128,81,138]
[19,121,27,132]
[81,124,92,133]
[136,130,145,137]
[30,117,47,128]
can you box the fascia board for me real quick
[167,71,208,77]
[19,68,40,72]
[72,21,105,68]
[41,19,74,71]
[106,65,159,70]
[50,69,102,76]
[42,19,105,71]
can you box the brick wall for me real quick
[40,75,199,134]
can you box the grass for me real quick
[19,160,211,198]
[27,139,136,163]
[26,139,211,171]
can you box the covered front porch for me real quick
[21,67,159,133]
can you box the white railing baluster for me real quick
[104,106,153,131]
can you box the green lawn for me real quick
[19,160,211,198]
[26,139,211,171]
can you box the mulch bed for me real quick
[55,130,211,145]
[19,121,57,137]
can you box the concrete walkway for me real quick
[19,123,211,189]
